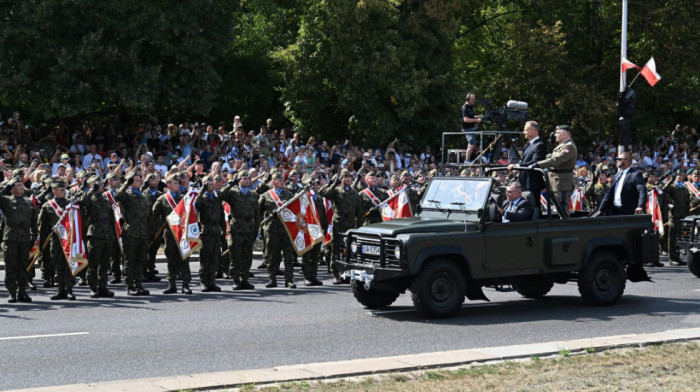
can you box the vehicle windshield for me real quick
[420,178,492,211]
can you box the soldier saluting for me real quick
[357,171,387,225]
[259,171,297,288]
[529,125,577,217]
[194,175,225,292]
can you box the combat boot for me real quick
[265,279,277,288]
[137,286,150,296]
[163,281,177,294]
[27,280,37,291]
[210,284,221,292]
[234,280,255,290]
[304,278,323,286]
[90,286,100,298]
[110,277,122,284]
[17,290,32,303]
[65,287,76,301]
[98,287,115,298]
[285,280,297,289]
[127,287,140,296]
[8,293,17,303]
[201,284,213,292]
[43,279,52,288]
[181,283,192,295]
[51,288,68,300]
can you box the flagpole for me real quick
[260,185,311,225]
[627,71,642,89]
[618,0,629,156]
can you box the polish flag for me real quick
[640,57,661,87]
[621,57,640,72]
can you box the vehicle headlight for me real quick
[694,225,699,237]
[394,244,401,260]
[350,241,358,254]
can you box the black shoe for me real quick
[127,288,140,296]
[98,287,115,298]
[43,280,52,288]
[66,290,76,301]
[17,291,32,303]
[670,260,686,266]
[51,291,68,300]
[216,271,223,278]
[248,272,255,278]
[332,277,343,285]
[90,289,100,298]
[27,281,37,291]
[182,285,192,295]
[110,278,122,284]
[257,263,267,269]
[265,280,277,288]
[238,280,255,290]
[211,284,221,292]
[285,281,297,289]
[305,278,323,286]
[163,284,177,294]
[201,285,213,292]
[78,278,88,286]
[150,275,161,282]
[8,293,17,303]
[137,288,150,296]
[653,262,665,267]
[293,261,302,267]
[152,269,159,274]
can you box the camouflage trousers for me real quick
[264,231,294,282]
[146,231,162,274]
[164,231,191,284]
[668,218,680,262]
[123,236,147,290]
[51,236,74,289]
[3,240,31,294]
[110,240,122,279]
[301,242,321,280]
[87,238,112,289]
[229,231,255,283]
[198,234,220,287]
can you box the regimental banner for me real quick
[277,190,323,256]
[647,188,665,236]
[105,191,123,251]
[323,198,333,246]
[29,237,40,262]
[569,187,585,211]
[166,189,202,259]
[381,186,412,221]
[223,201,231,236]
[54,204,88,276]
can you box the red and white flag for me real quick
[223,201,231,236]
[166,189,202,259]
[273,189,323,256]
[646,187,664,236]
[381,186,412,221]
[54,204,88,276]
[569,187,585,211]
[323,198,333,246]
[105,191,123,251]
[621,57,640,72]
[640,57,661,87]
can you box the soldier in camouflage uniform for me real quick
[38,179,76,300]
[105,172,123,284]
[195,175,225,292]
[115,171,154,296]
[584,170,609,211]
[219,170,260,290]
[69,171,90,286]
[687,170,700,215]
[301,174,326,286]
[319,169,363,284]
[259,172,297,288]
[142,172,163,282]
[357,171,387,225]
[33,174,55,288]
[152,173,192,294]
[0,178,38,303]
[78,176,117,298]
[663,170,690,265]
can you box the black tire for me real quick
[578,251,626,306]
[689,252,700,278]
[351,280,400,309]
[411,259,466,318]
[513,276,554,299]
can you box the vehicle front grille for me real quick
[679,220,694,242]
[343,233,405,269]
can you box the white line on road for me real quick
[693,289,700,292]
[0,332,89,341]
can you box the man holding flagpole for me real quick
[259,171,297,288]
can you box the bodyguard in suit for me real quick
[598,152,646,216]
[509,121,546,208]
[496,182,533,222]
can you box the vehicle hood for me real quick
[351,216,477,236]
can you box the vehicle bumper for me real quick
[336,260,409,285]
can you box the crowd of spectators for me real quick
[0,110,696,187]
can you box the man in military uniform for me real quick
[531,125,577,217]
[115,171,154,296]
[357,171,387,225]
[663,169,690,266]
[301,174,326,286]
[687,169,700,215]
[0,178,38,302]
[152,173,192,294]
[286,170,302,193]
[259,172,297,288]
[219,170,260,290]
[142,172,163,282]
[399,170,420,213]
[38,179,76,300]
[584,170,609,211]
[319,169,363,284]
[79,176,116,298]
[69,170,91,286]
[195,175,225,292]
[104,172,123,284]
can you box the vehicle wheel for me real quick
[688,251,700,278]
[578,251,626,306]
[513,276,554,299]
[411,259,466,318]
[351,280,400,309]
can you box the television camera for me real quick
[479,99,529,130]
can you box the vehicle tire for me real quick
[351,280,400,309]
[411,259,466,318]
[513,276,554,299]
[688,251,700,278]
[578,251,626,306]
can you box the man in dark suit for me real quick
[598,151,647,215]
[496,182,533,222]
[509,121,546,208]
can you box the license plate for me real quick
[362,245,380,255]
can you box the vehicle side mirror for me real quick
[477,208,484,218]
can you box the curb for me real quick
[6,327,700,392]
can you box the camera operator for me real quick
[461,93,483,163]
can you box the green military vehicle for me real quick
[335,168,657,318]
[675,216,700,277]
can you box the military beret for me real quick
[237,170,250,178]
[271,171,283,180]
[340,169,352,178]
[415,169,425,176]
[201,175,213,183]
[166,173,180,183]
[105,172,119,181]
[675,169,686,176]
[400,170,410,178]
[124,171,140,181]
[86,176,101,186]
[50,179,66,188]
[6,178,20,187]
[76,170,88,179]
[301,173,314,186]
[555,125,572,132]
[288,169,299,177]
[365,170,377,177]
[12,168,24,178]
[212,174,223,182]
[144,173,158,183]
[664,170,672,177]
[390,173,400,181]
[692,170,700,176]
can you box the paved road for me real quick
[1,254,698,391]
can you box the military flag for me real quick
[323,198,333,246]
[53,203,88,276]
[647,187,664,236]
[381,186,412,221]
[166,189,202,259]
[640,57,661,87]
[105,191,123,251]
[271,188,323,256]
[569,187,586,211]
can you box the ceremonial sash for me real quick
[104,191,123,251]
[53,204,88,276]
[685,182,700,198]
[164,191,178,210]
[362,188,382,207]
[48,199,65,217]
[269,189,285,208]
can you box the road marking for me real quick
[368,303,494,315]
[0,332,89,341]
[693,289,700,292]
